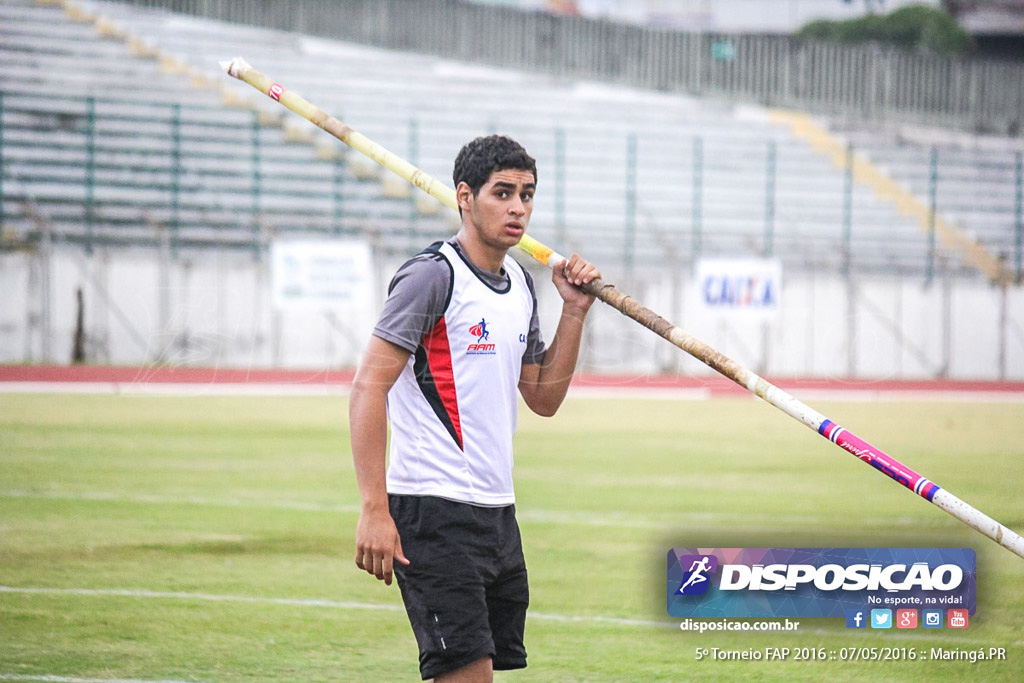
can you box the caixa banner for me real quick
[694,258,781,322]
[667,548,975,618]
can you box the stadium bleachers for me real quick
[836,122,1023,265]
[0,0,1017,281]
[0,0,454,254]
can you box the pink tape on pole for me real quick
[819,420,940,501]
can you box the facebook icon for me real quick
[845,609,867,629]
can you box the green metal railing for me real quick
[0,92,450,256]
[250,109,262,258]
[170,103,182,254]
[764,140,776,257]
[926,147,939,284]
[554,128,566,247]
[1016,152,1023,284]
[84,97,96,254]
[691,136,703,259]
[624,133,636,276]
[1,92,1022,284]
[842,144,854,277]
[0,91,4,231]
[333,145,345,236]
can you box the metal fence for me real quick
[112,0,1024,135]
[5,91,1023,282]
[0,92,458,257]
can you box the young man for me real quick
[350,135,600,681]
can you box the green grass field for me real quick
[1,391,1022,682]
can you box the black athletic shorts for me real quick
[389,494,529,680]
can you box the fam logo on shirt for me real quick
[466,318,496,355]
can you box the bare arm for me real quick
[350,335,412,585]
[518,253,600,417]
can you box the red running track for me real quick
[1,365,1023,399]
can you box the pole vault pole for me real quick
[221,57,1024,561]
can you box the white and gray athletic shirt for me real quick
[373,239,547,506]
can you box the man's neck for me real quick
[454,230,506,275]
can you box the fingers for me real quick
[394,537,411,567]
[355,545,394,585]
[560,253,600,287]
[380,551,394,586]
[355,532,409,586]
[551,253,600,310]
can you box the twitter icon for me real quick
[871,609,892,629]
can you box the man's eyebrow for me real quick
[493,181,536,191]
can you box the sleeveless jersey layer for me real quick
[385,241,535,506]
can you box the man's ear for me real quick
[456,181,474,213]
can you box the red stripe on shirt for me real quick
[423,317,463,450]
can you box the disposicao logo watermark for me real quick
[667,548,975,619]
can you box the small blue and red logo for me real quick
[469,318,489,342]
[466,318,496,355]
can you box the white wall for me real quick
[1,245,1019,380]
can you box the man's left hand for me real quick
[552,253,600,312]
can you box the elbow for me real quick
[348,376,366,406]
[348,375,381,418]
[519,377,567,418]
[533,404,559,418]
[525,394,561,418]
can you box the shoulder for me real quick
[374,244,455,352]
[388,242,454,296]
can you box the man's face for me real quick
[459,168,536,251]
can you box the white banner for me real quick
[694,258,782,321]
[270,239,373,311]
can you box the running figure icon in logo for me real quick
[466,318,496,355]
[676,555,718,595]
[469,318,489,342]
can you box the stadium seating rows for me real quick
[0,0,1018,280]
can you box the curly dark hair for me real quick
[452,135,537,197]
